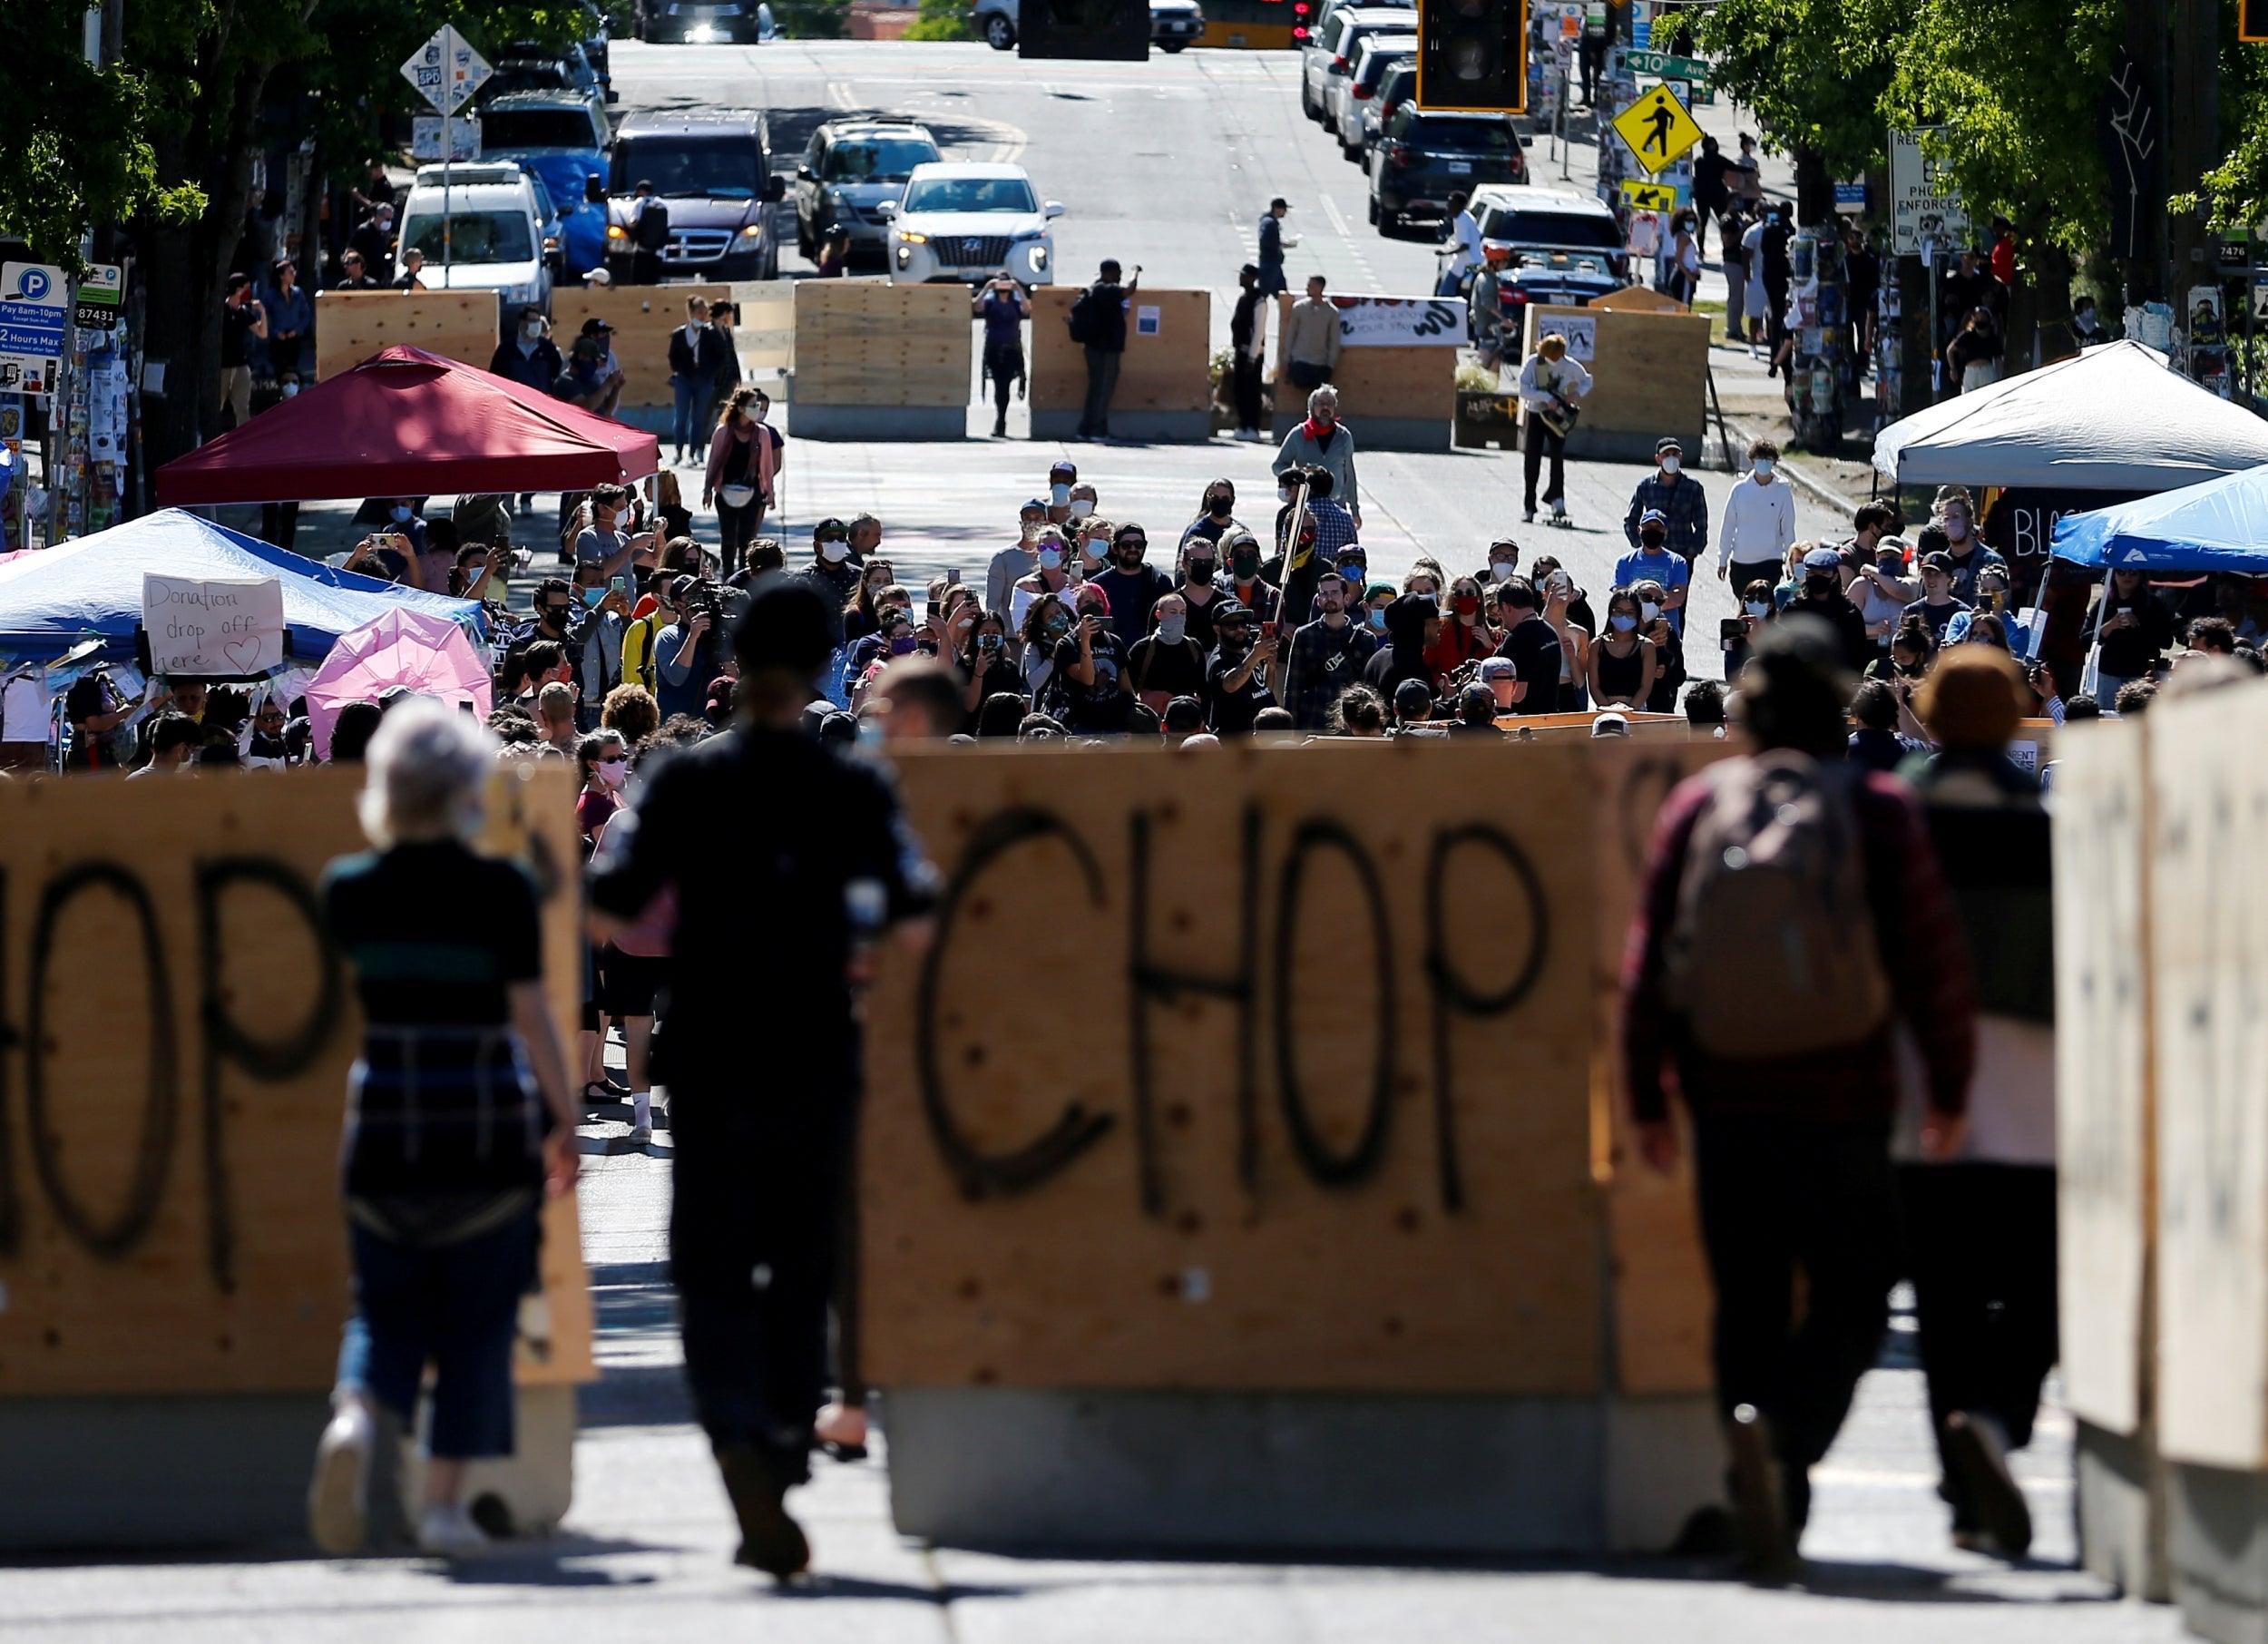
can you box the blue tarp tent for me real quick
[0,509,484,663]
[2051,463,2268,574]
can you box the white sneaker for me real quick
[628,1123,653,1148]
[415,1502,491,1559]
[308,1398,375,1555]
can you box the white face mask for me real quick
[818,540,848,564]
[1051,483,1071,507]
[1660,455,1681,475]
[1639,601,1660,622]
[1490,561,1516,582]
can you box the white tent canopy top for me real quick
[1871,340,2268,491]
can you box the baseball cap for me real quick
[1211,601,1253,625]
[1802,547,1843,571]
[1639,507,1668,528]
[1270,196,1289,210]
[1479,657,1518,681]
[668,574,699,601]
[1050,460,1078,480]
[580,317,614,336]
[812,516,848,541]
[1656,436,1684,455]
[1921,551,1956,573]
[1022,497,1050,516]
[1590,711,1631,739]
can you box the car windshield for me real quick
[1355,44,1414,83]
[902,175,1038,213]
[1481,208,1622,250]
[398,210,536,263]
[1409,118,1515,155]
[611,141,762,198]
[481,109,600,150]
[824,137,941,182]
[483,66,571,97]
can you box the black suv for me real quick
[607,109,785,282]
[1367,109,1528,238]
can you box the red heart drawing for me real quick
[223,638,263,673]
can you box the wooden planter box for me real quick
[1454,389,1521,450]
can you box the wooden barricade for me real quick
[1521,303,1710,463]
[313,289,499,381]
[553,283,732,409]
[728,279,797,385]
[788,280,973,439]
[1272,294,1456,453]
[1029,288,1211,441]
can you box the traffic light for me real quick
[2245,0,2268,41]
[1416,0,1529,115]
[1020,0,1149,59]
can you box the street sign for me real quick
[1622,47,1708,82]
[1610,83,1703,175]
[1889,127,1970,256]
[399,26,492,117]
[413,116,484,162]
[1620,178,1687,211]
[74,263,122,331]
[1833,181,1867,215]
[0,263,68,395]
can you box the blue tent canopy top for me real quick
[2052,462,2268,575]
[0,509,484,663]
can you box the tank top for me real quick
[1596,637,1646,703]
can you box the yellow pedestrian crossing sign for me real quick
[1612,83,1703,174]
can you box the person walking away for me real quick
[1437,191,1483,298]
[1760,204,1794,376]
[1272,388,1362,534]
[589,575,936,1578]
[1256,197,1294,297]
[1230,264,1269,440]
[491,306,564,396]
[1895,651,2058,1561]
[1716,439,1796,592]
[1284,274,1342,395]
[1692,135,1731,232]
[670,297,724,465]
[706,388,777,578]
[1622,617,1976,1579]
[1070,259,1138,441]
[974,271,1031,438]
[1624,438,1709,567]
[218,274,269,431]
[628,181,670,284]
[308,702,578,1558]
[1515,333,1591,524]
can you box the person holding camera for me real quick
[654,575,722,722]
[974,271,1031,439]
[64,664,145,772]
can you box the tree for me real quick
[905,0,976,41]
[1696,0,1909,220]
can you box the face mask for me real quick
[1610,613,1637,633]
[1231,549,1259,577]
[1946,517,1970,541]
[1638,601,1660,622]
[819,540,848,563]
[1491,561,1516,582]
[1340,563,1365,586]
[1045,616,1070,639]
[1745,601,1770,619]
[1022,522,1041,542]
[1037,547,1064,571]
[857,719,885,749]
[582,584,608,607]
[1187,560,1216,585]
[1367,609,1388,632]
[389,505,411,523]
[888,634,918,656]
[1805,576,1836,600]
[1640,531,1666,550]
[1051,483,1071,508]
[596,758,629,788]
[522,319,544,339]
[1279,486,1295,504]
[1208,499,1232,520]
[1753,459,1775,479]
[1453,594,1480,617]
[1158,614,1188,644]
[1661,455,1681,475]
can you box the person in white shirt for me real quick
[1716,437,1799,590]
[1437,191,1485,297]
[1515,334,1593,524]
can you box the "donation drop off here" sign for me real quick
[141,574,286,678]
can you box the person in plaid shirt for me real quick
[1623,436,1711,564]
[1282,571,1378,730]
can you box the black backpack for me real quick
[634,199,671,251]
[1067,287,1100,346]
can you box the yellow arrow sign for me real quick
[1611,83,1704,175]
[1619,179,1680,211]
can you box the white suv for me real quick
[395,163,557,308]
[881,162,1063,286]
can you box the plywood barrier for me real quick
[1029,288,1211,440]
[792,280,973,409]
[553,283,733,408]
[1272,294,1455,450]
[1520,304,1709,458]
[1590,286,1689,314]
[313,290,499,382]
[728,279,797,382]
[862,738,1716,1395]
[0,764,593,1399]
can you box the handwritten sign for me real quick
[1334,296,1468,348]
[141,574,285,678]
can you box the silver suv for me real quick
[792,116,942,261]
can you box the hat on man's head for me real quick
[580,317,614,336]
[668,574,699,602]
[1210,600,1253,626]
[1921,550,1957,573]
[1022,497,1050,516]
[1639,507,1668,528]
[733,573,836,676]
[1270,196,1290,210]
[812,516,848,542]
[1802,547,1843,572]
[1656,435,1684,455]
[1480,657,1518,681]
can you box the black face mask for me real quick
[1640,532,1667,550]
[1187,560,1216,584]
[1805,575,1838,601]
[1207,499,1232,520]
[1231,550,1260,578]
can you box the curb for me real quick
[1716,406,1870,519]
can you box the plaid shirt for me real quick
[1622,472,1710,563]
[1283,617,1378,730]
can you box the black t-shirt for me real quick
[220,300,260,368]
[324,841,541,1028]
[1126,635,1207,702]
[1051,631,1131,732]
[1495,616,1565,714]
[1094,564,1174,653]
[587,729,934,1087]
[1206,646,1276,734]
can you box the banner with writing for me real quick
[142,574,286,678]
[1335,296,1469,348]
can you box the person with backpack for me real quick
[1070,259,1138,442]
[628,181,670,285]
[1620,616,1976,1580]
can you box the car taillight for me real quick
[1380,99,1400,120]
[1332,54,1347,68]
[1352,83,1372,98]
[1388,142,1415,169]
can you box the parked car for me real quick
[882,161,1062,285]
[1355,59,1417,174]
[1304,0,1408,50]
[1367,109,1527,236]
[478,42,616,106]
[971,0,1203,51]
[395,162,559,309]
[635,0,771,42]
[1302,6,1414,129]
[1333,35,1414,160]
[606,110,784,282]
[477,93,612,280]
[793,116,942,261]
[1470,184,1628,312]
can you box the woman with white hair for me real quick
[308,700,577,1559]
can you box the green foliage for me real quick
[1696,0,1906,181]
[772,0,853,38]
[2192,41,2268,230]
[906,0,977,42]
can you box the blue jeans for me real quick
[672,377,704,455]
[337,1209,537,1460]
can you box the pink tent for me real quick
[305,607,493,758]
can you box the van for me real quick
[395,163,559,308]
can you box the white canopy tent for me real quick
[1871,340,2268,490]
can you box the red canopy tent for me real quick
[155,346,659,506]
